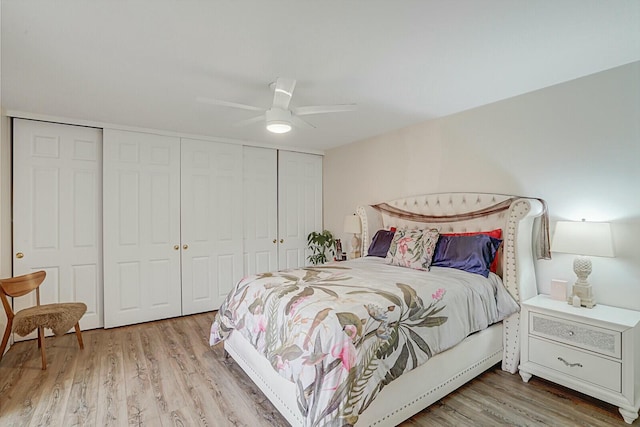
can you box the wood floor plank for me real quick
[480,370,627,427]
[153,319,226,426]
[27,335,79,427]
[0,340,42,427]
[406,368,628,427]
[165,316,240,424]
[120,327,161,427]
[467,376,552,425]
[62,330,102,426]
[95,328,128,426]
[1,335,83,427]
[433,388,508,426]
[138,322,200,426]
[403,402,477,427]
[183,313,287,426]
[0,338,35,397]
[0,312,630,427]
[472,374,563,425]
[169,312,287,425]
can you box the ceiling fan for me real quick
[197,78,357,134]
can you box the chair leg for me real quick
[38,326,47,370]
[0,318,13,362]
[74,323,84,350]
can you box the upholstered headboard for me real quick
[356,192,546,373]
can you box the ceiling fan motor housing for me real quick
[266,108,293,133]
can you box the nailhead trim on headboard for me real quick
[501,199,531,373]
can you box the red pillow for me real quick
[441,229,502,273]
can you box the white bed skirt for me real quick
[225,322,503,426]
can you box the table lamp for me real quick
[343,214,362,259]
[551,219,614,308]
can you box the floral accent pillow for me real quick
[386,228,440,270]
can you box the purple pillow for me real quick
[367,229,395,257]
[432,234,502,277]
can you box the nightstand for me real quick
[519,295,640,424]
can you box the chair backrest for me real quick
[0,271,47,319]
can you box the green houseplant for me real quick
[307,230,336,265]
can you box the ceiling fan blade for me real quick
[196,97,265,112]
[233,114,265,127]
[291,115,316,129]
[272,78,296,110]
[293,104,357,116]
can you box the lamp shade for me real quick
[343,214,361,234]
[551,220,614,257]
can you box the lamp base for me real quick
[567,256,596,308]
[350,234,361,259]
[567,282,596,308]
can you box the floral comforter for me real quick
[210,257,518,427]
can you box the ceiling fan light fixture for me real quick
[266,121,292,134]
[266,108,292,134]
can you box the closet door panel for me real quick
[278,151,323,269]
[181,138,243,314]
[243,147,278,276]
[103,129,181,328]
[13,119,103,334]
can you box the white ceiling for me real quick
[2,1,639,151]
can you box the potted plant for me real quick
[307,230,336,265]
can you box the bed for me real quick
[210,193,547,426]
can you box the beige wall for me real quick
[324,61,640,310]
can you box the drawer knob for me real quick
[557,357,582,368]
[567,331,574,336]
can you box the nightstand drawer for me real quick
[530,312,621,358]
[529,337,621,392]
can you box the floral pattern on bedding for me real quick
[210,262,507,427]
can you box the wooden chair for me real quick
[0,271,86,370]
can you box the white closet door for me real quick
[278,151,323,269]
[181,138,243,314]
[103,129,181,328]
[243,146,278,276]
[13,119,103,333]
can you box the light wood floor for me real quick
[0,312,629,426]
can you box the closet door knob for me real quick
[280,239,284,244]
[183,244,189,250]
[273,239,277,244]
[15,252,24,259]
[173,245,179,250]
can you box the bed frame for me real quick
[224,193,545,426]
